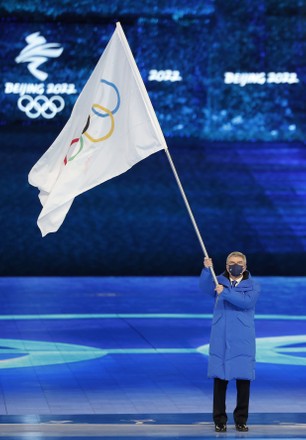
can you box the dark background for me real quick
[0,0,305,276]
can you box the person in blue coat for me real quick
[199,251,260,433]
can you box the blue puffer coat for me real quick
[200,268,260,381]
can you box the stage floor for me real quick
[0,413,305,439]
[0,276,305,439]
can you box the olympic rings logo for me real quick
[64,79,120,165]
[17,95,65,119]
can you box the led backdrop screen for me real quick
[0,0,305,276]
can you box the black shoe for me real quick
[235,424,249,432]
[215,423,227,432]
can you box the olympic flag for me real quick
[28,22,167,236]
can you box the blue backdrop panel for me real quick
[0,0,305,276]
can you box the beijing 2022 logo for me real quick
[4,32,78,119]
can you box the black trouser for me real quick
[213,378,250,425]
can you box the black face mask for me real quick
[228,264,244,277]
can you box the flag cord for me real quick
[164,148,218,286]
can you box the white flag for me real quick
[29,22,167,237]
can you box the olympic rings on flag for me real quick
[84,104,115,143]
[91,79,120,117]
[64,137,84,165]
[64,79,120,165]
[17,95,65,119]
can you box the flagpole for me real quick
[116,22,218,286]
[164,147,219,287]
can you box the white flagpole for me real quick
[164,148,219,286]
[117,22,218,286]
